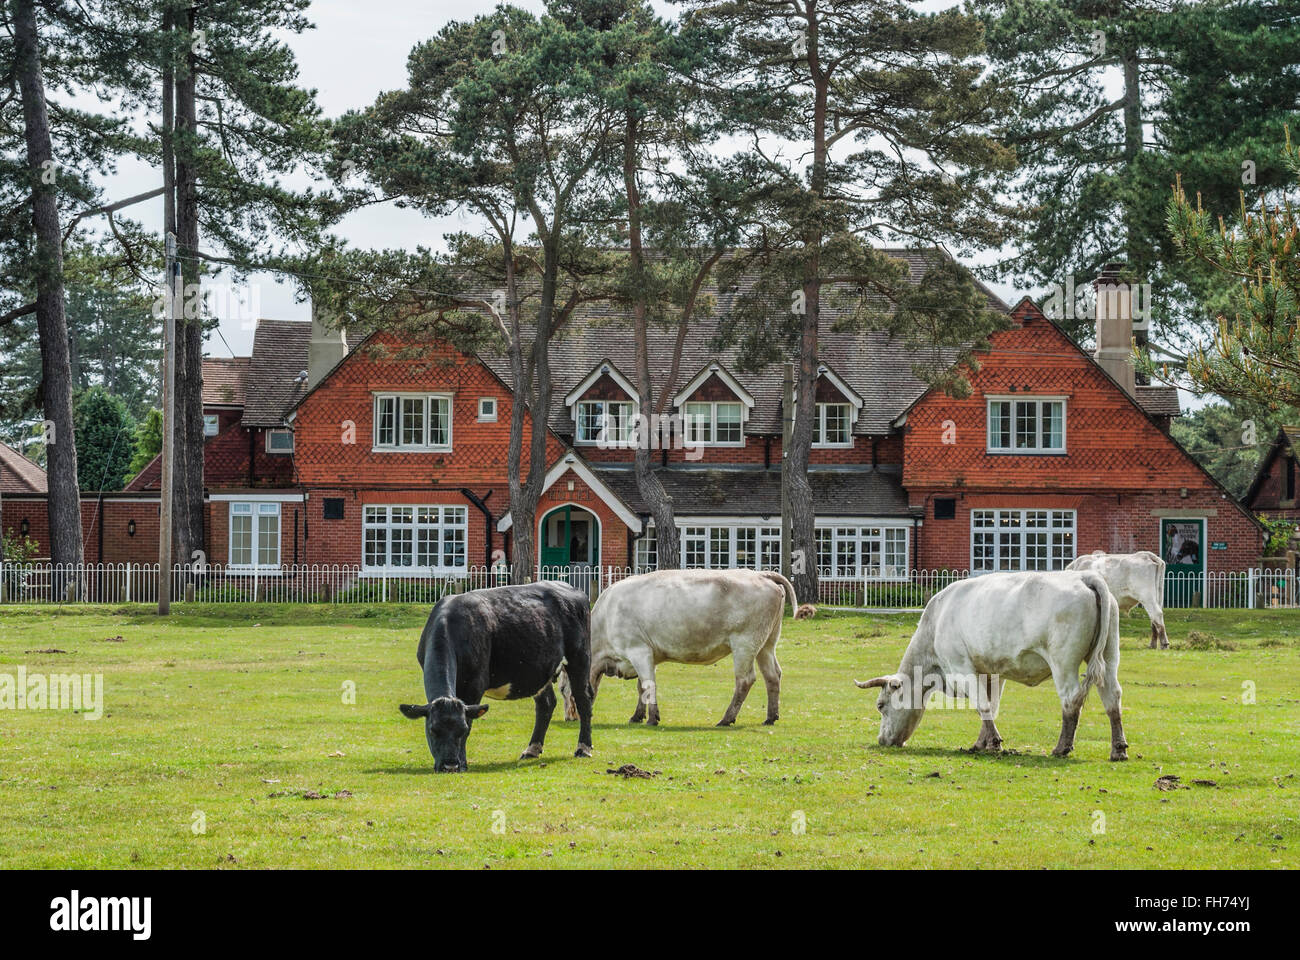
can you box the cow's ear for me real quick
[464,703,489,720]
[399,703,431,719]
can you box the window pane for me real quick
[716,403,741,443]
[1015,401,1038,449]
[230,513,252,566]
[401,397,425,446]
[735,527,756,568]
[1043,402,1064,449]
[258,513,280,566]
[684,403,711,443]
[442,523,465,569]
[683,527,706,568]
[709,527,730,568]
[988,401,1011,449]
[816,527,832,574]
[820,403,849,444]
[577,402,601,442]
[376,397,396,446]
[429,397,450,446]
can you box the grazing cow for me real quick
[585,569,793,726]
[398,581,594,772]
[1066,550,1168,649]
[855,571,1127,761]
[794,603,818,620]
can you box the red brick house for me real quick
[2,251,1266,598]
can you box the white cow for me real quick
[1067,550,1168,649]
[585,568,793,726]
[855,570,1128,761]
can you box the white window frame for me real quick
[812,402,853,448]
[477,397,497,423]
[574,399,635,446]
[971,508,1076,573]
[372,392,453,452]
[203,414,220,437]
[986,396,1067,454]
[228,501,282,570]
[814,524,910,581]
[361,504,469,574]
[265,428,294,454]
[682,401,744,446]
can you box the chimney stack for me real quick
[1092,263,1135,397]
[306,298,347,390]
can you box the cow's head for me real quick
[399,697,489,772]
[854,673,925,747]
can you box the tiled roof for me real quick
[244,249,1173,440]
[1134,385,1181,417]
[593,464,912,518]
[241,320,356,427]
[0,441,47,494]
[202,357,249,407]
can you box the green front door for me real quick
[539,506,599,571]
[1161,518,1205,607]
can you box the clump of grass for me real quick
[1179,630,1237,651]
[1258,637,1288,648]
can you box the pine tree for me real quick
[677,0,1017,601]
[1166,131,1300,411]
[330,4,622,578]
[972,0,1300,345]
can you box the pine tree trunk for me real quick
[787,6,825,605]
[1121,44,1143,267]
[173,6,205,565]
[13,0,84,579]
[624,110,678,570]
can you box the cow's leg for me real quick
[1049,664,1085,758]
[521,684,557,759]
[625,648,660,725]
[756,644,782,725]
[1097,613,1128,761]
[559,669,578,721]
[718,650,756,726]
[971,676,1005,751]
[562,633,594,757]
[629,679,648,723]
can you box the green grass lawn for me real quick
[0,602,1296,869]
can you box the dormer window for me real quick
[987,396,1065,453]
[576,400,635,445]
[812,402,852,447]
[683,401,742,445]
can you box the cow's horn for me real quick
[854,676,891,689]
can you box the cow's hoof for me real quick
[1050,747,1072,758]
[716,719,735,727]
[520,743,543,760]
[646,718,659,727]
[628,714,644,724]
[574,744,593,758]
[1110,746,1130,762]
[763,717,778,726]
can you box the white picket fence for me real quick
[0,562,1295,610]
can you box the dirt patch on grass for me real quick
[606,764,658,779]
[1177,631,1237,651]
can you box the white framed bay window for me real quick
[373,393,452,451]
[971,508,1075,572]
[362,505,468,573]
[229,502,281,569]
[815,525,909,581]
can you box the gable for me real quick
[901,299,1262,528]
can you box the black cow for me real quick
[398,581,594,772]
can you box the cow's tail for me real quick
[762,570,798,609]
[1081,571,1111,697]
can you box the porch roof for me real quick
[591,465,913,521]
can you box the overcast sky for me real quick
[95,0,1048,359]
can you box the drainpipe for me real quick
[460,488,495,566]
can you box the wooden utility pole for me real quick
[781,361,794,585]
[158,232,177,615]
